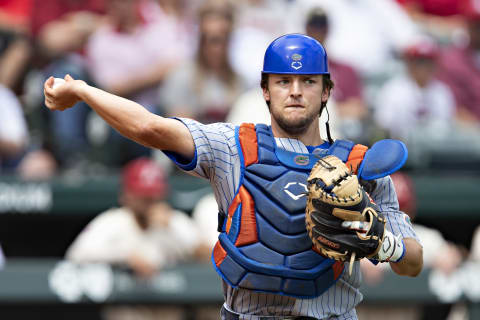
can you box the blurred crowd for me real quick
[0,0,480,178]
[1,0,480,319]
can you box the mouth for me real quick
[285,104,305,109]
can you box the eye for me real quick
[277,79,290,85]
[304,78,316,85]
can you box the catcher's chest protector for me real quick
[212,124,356,299]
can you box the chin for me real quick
[277,117,312,135]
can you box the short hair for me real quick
[306,7,329,29]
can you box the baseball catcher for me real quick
[45,32,423,318]
[306,155,405,274]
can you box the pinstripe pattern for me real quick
[370,177,420,243]
[170,118,420,320]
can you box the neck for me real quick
[271,118,324,146]
[114,20,138,33]
[132,211,148,230]
[413,76,430,88]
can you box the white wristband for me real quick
[376,230,405,263]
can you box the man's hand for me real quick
[44,74,86,111]
[147,203,173,228]
[127,253,158,278]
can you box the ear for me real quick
[321,88,330,103]
[262,87,270,102]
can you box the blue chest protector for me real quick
[211,124,407,299]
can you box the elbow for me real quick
[415,253,424,277]
[405,245,424,277]
[391,242,424,277]
[408,258,423,277]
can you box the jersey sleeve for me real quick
[162,118,238,182]
[370,176,421,245]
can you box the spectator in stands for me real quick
[154,0,195,64]
[66,157,200,278]
[86,0,192,111]
[31,0,106,168]
[190,192,220,262]
[436,4,480,125]
[0,84,29,172]
[84,0,194,167]
[471,226,480,261]
[288,0,419,78]
[0,244,4,270]
[159,0,246,124]
[304,7,369,142]
[66,157,201,320]
[395,0,469,41]
[0,1,60,179]
[374,38,456,143]
[229,0,289,88]
[0,0,33,93]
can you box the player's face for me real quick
[264,74,328,135]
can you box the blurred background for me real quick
[1,0,480,319]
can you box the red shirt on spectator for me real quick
[436,44,480,120]
[329,60,363,104]
[396,0,469,17]
[0,0,32,29]
[30,0,105,37]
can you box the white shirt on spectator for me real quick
[471,226,480,262]
[191,193,219,249]
[287,0,419,77]
[0,244,5,269]
[374,74,455,142]
[228,0,289,88]
[66,207,199,268]
[0,85,28,147]
[86,0,192,109]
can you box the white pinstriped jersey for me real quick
[165,118,420,320]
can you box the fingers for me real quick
[44,99,65,111]
[46,76,54,87]
[44,77,54,95]
[341,221,369,233]
[44,78,64,111]
[44,74,77,111]
[44,88,53,109]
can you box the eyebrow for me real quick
[273,75,321,80]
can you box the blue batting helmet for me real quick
[262,34,329,75]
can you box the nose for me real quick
[289,78,302,99]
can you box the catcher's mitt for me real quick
[305,155,387,273]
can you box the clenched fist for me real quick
[44,74,86,111]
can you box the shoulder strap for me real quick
[238,123,258,166]
[346,144,369,174]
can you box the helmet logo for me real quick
[291,53,303,70]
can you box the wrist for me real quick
[75,80,90,102]
[391,239,406,262]
[377,230,405,263]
